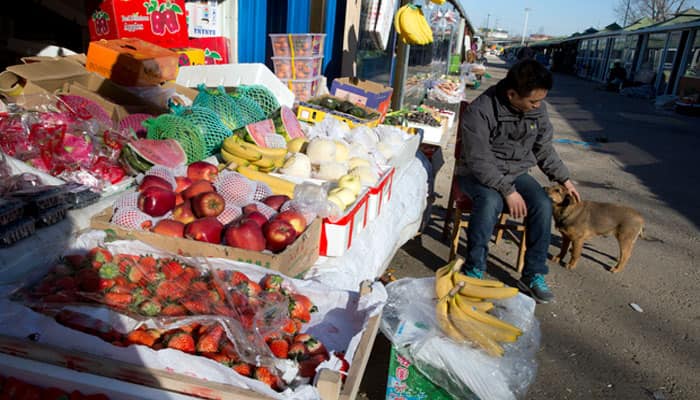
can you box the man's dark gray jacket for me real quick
[455,85,570,197]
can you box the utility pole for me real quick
[485,13,491,33]
[520,8,531,46]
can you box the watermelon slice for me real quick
[127,139,186,169]
[271,106,305,141]
[234,119,277,147]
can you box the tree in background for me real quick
[614,0,693,24]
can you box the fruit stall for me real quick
[0,23,437,397]
[0,1,538,398]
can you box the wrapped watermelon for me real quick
[270,106,305,141]
[121,139,186,174]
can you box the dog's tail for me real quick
[639,227,663,243]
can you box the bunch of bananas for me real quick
[394,4,433,46]
[434,258,522,357]
[221,135,287,172]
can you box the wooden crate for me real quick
[90,207,321,279]
[0,283,382,400]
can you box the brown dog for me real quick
[545,184,645,273]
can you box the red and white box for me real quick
[188,36,231,64]
[320,189,369,257]
[87,0,188,49]
[365,166,395,223]
[185,1,224,38]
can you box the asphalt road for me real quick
[358,56,700,400]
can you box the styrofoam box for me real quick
[365,166,395,223]
[0,353,199,399]
[407,121,446,146]
[320,189,370,257]
[269,172,370,257]
[175,63,295,108]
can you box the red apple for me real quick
[138,187,176,217]
[139,175,173,192]
[187,161,219,182]
[262,195,290,211]
[152,219,185,238]
[185,217,223,243]
[263,219,297,252]
[224,220,266,251]
[182,180,215,200]
[172,200,196,224]
[175,193,184,206]
[242,203,258,215]
[175,176,193,193]
[192,192,225,218]
[241,211,268,228]
[274,210,307,235]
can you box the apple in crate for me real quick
[224,219,266,251]
[139,175,173,192]
[183,180,215,200]
[275,210,307,235]
[175,176,193,193]
[263,219,298,252]
[173,200,196,224]
[185,217,223,243]
[192,192,225,218]
[152,219,185,238]
[262,195,290,212]
[242,211,268,228]
[138,187,176,217]
[187,161,219,182]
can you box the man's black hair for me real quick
[498,59,553,97]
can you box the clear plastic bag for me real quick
[381,278,540,400]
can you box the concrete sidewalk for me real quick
[358,56,700,400]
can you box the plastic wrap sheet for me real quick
[380,278,540,400]
[303,157,428,291]
[0,231,387,400]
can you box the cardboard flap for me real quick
[334,77,392,95]
[7,59,88,82]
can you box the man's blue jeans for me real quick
[458,174,552,277]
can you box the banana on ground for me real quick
[433,258,523,356]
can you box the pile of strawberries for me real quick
[0,373,109,400]
[23,247,343,391]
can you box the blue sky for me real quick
[458,0,698,36]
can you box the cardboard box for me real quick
[90,207,321,278]
[171,47,207,66]
[0,283,382,400]
[296,95,382,129]
[185,1,224,38]
[87,0,188,49]
[188,36,231,65]
[0,353,200,400]
[176,63,295,108]
[320,190,369,257]
[330,77,393,117]
[3,58,166,123]
[86,38,179,86]
[386,346,454,400]
[366,166,395,223]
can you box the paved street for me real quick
[359,56,700,400]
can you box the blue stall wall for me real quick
[287,0,310,33]
[238,1,268,63]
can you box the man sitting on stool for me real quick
[454,59,580,303]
